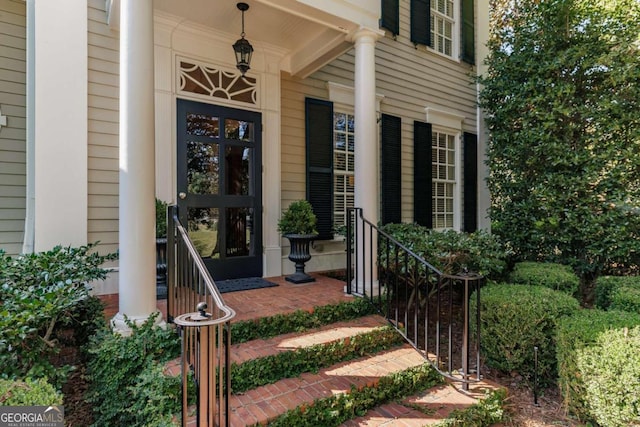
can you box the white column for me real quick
[112,0,161,332]
[353,28,380,295]
[476,0,491,231]
[32,0,87,251]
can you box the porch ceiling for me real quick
[152,0,373,77]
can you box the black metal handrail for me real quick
[167,204,235,427]
[346,207,483,390]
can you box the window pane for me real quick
[225,207,251,257]
[224,119,254,141]
[225,146,250,195]
[188,208,219,259]
[187,141,219,195]
[187,113,219,138]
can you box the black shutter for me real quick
[411,0,430,46]
[305,98,334,240]
[461,0,475,64]
[463,132,478,232]
[414,121,432,228]
[381,114,402,224]
[380,0,400,36]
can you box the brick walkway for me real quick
[101,273,352,323]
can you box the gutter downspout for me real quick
[22,0,36,254]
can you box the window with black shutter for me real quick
[381,114,402,224]
[461,0,475,64]
[305,98,334,240]
[381,0,400,36]
[411,0,431,46]
[413,121,432,227]
[463,132,477,232]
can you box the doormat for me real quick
[215,277,278,293]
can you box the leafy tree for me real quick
[479,0,640,293]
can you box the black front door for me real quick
[177,99,262,280]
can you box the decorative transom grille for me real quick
[178,60,257,105]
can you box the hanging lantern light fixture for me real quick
[232,2,253,76]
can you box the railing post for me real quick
[167,204,176,321]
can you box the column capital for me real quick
[348,27,385,44]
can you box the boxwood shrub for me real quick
[379,223,508,279]
[577,326,640,427]
[471,283,580,386]
[610,285,640,314]
[556,309,640,423]
[0,377,63,406]
[594,275,640,310]
[508,262,579,296]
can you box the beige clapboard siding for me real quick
[281,5,478,225]
[0,0,26,255]
[87,0,119,250]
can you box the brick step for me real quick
[228,345,427,426]
[340,380,502,426]
[231,314,389,364]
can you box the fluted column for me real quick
[112,0,161,332]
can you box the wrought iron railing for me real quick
[346,207,483,390]
[167,205,236,427]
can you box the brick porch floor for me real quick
[101,273,352,323]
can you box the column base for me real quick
[111,311,166,336]
[349,279,381,297]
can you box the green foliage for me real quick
[156,198,169,238]
[86,314,181,426]
[55,295,107,360]
[380,223,508,279]
[0,243,116,385]
[610,285,640,313]
[508,262,579,295]
[232,326,404,393]
[126,361,186,427]
[556,309,640,422]
[264,364,442,427]
[479,0,640,281]
[0,377,63,406]
[575,326,640,427]
[277,200,318,235]
[231,297,378,343]
[595,275,640,310]
[471,284,580,386]
[436,389,509,427]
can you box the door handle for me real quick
[178,192,186,200]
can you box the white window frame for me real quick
[426,108,464,231]
[429,0,459,59]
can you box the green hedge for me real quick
[86,314,182,426]
[594,275,640,310]
[556,309,640,424]
[610,285,640,313]
[0,377,63,406]
[471,284,580,386]
[379,224,508,279]
[577,326,640,427]
[508,262,579,296]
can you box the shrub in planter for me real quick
[0,377,63,406]
[556,309,640,423]
[595,275,640,310]
[470,283,580,386]
[508,261,579,296]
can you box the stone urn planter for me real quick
[278,200,319,284]
[283,233,317,283]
